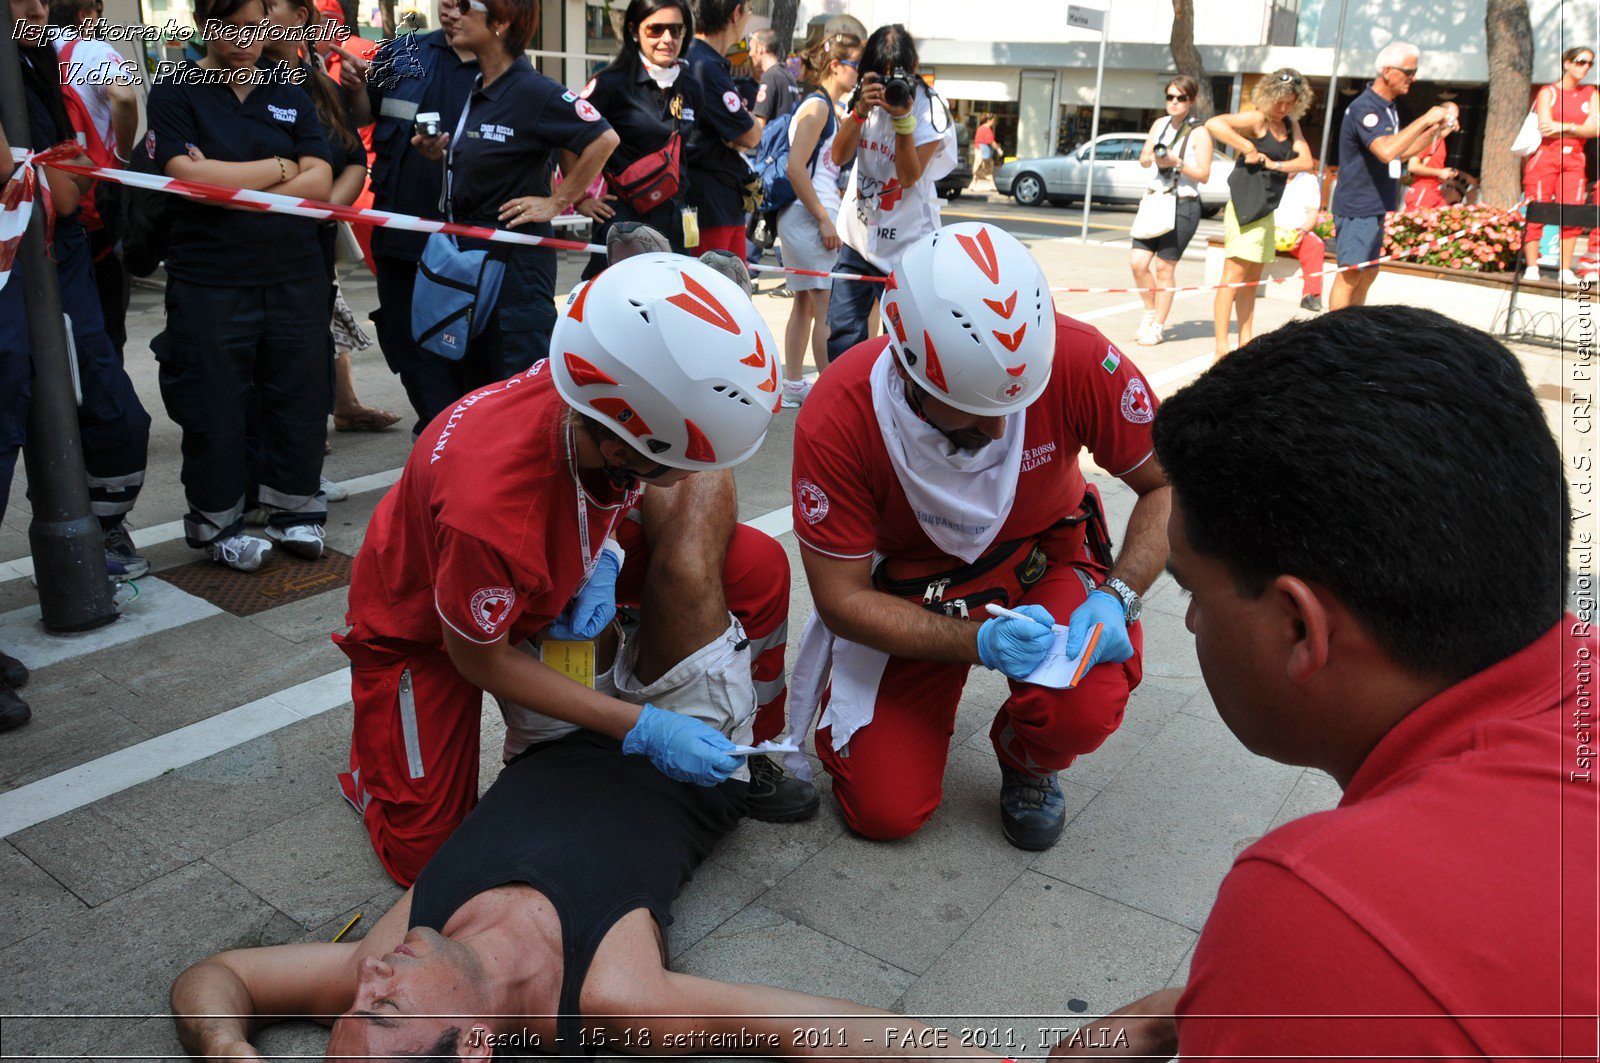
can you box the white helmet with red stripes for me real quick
[552,253,779,470]
[880,222,1056,416]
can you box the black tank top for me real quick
[409,730,746,1056]
[1227,124,1296,224]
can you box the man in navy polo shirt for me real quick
[685,0,763,258]
[1328,40,1450,310]
[341,0,481,434]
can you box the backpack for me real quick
[121,130,177,277]
[751,91,836,218]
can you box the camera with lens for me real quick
[882,67,915,109]
[1153,143,1169,156]
[414,111,443,138]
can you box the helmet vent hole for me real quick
[647,439,671,454]
[713,385,727,393]
[629,299,651,323]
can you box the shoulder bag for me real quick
[1511,87,1550,158]
[411,100,508,361]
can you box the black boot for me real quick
[745,754,819,822]
[0,650,27,689]
[0,682,31,733]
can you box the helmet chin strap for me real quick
[904,378,987,452]
[602,457,674,489]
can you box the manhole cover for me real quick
[158,548,356,617]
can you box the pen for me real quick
[983,602,1060,631]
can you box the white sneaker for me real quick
[1559,268,1581,286]
[1136,321,1165,346]
[1524,266,1543,282]
[781,378,812,409]
[321,475,349,503]
[208,534,272,572]
[266,523,326,561]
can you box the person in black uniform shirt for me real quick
[3,0,152,585]
[146,0,335,571]
[169,466,981,1062]
[749,27,799,123]
[683,0,761,257]
[408,0,617,387]
[574,0,701,275]
[338,0,481,435]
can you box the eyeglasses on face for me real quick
[1572,56,1595,66]
[839,58,858,69]
[641,21,686,38]
[1388,66,1418,77]
[1166,92,1188,101]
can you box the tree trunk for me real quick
[379,0,396,38]
[1482,0,1533,206]
[338,0,357,34]
[768,0,800,55]
[1169,0,1214,117]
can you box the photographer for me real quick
[146,0,335,571]
[825,23,955,362]
[408,0,618,385]
[1128,75,1212,347]
[683,0,762,257]
[575,0,701,275]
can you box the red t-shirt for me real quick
[975,124,996,148]
[1533,83,1597,162]
[1176,618,1599,1060]
[791,314,1156,563]
[346,362,633,649]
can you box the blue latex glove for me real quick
[1063,589,1136,670]
[548,545,621,640]
[977,604,1057,679]
[621,704,740,786]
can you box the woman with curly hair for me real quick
[1205,69,1314,360]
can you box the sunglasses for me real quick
[1388,66,1418,77]
[1573,57,1595,66]
[1165,93,1189,101]
[1277,72,1305,85]
[641,21,686,38]
[839,58,858,69]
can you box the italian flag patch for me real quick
[1101,346,1121,374]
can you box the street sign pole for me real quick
[1317,0,1351,180]
[0,33,119,633]
[1069,5,1109,243]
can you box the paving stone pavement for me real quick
[0,234,1584,1061]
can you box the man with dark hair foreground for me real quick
[1051,306,1597,1059]
[171,475,980,1059]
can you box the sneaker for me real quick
[103,522,149,581]
[1524,265,1543,282]
[0,650,28,690]
[208,534,272,572]
[1559,268,1581,286]
[321,475,349,503]
[999,765,1067,850]
[266,523,326,561]
[781,378,812,409]
[0,682,30,733]
[1300,294,1323,312]
[1135,321,1164,346]
[745,753,820,822]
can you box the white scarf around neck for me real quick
[640,52,681,89]
[869,350,1025,563]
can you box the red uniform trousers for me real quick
[817,548,1143,842]
[1403,180,1445,213]
[1524,148,1589,244]
[1289,230,1326,298]
[338,522,790,886]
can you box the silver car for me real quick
[994,132,1232,216]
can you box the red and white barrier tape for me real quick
[12,143,1501,296]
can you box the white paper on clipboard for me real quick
[1020,623,1103,689]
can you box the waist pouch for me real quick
[411,232,508,360]
[608,132,683,213]
[872,485,1114,620]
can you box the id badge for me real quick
[540,639,596,689]
[1388,158,1403,180]
[681,206,700,249]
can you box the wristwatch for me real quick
[1096,577,1143,623]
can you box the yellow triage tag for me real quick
[540,639,596,689]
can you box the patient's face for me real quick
[326,927,486,1060]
